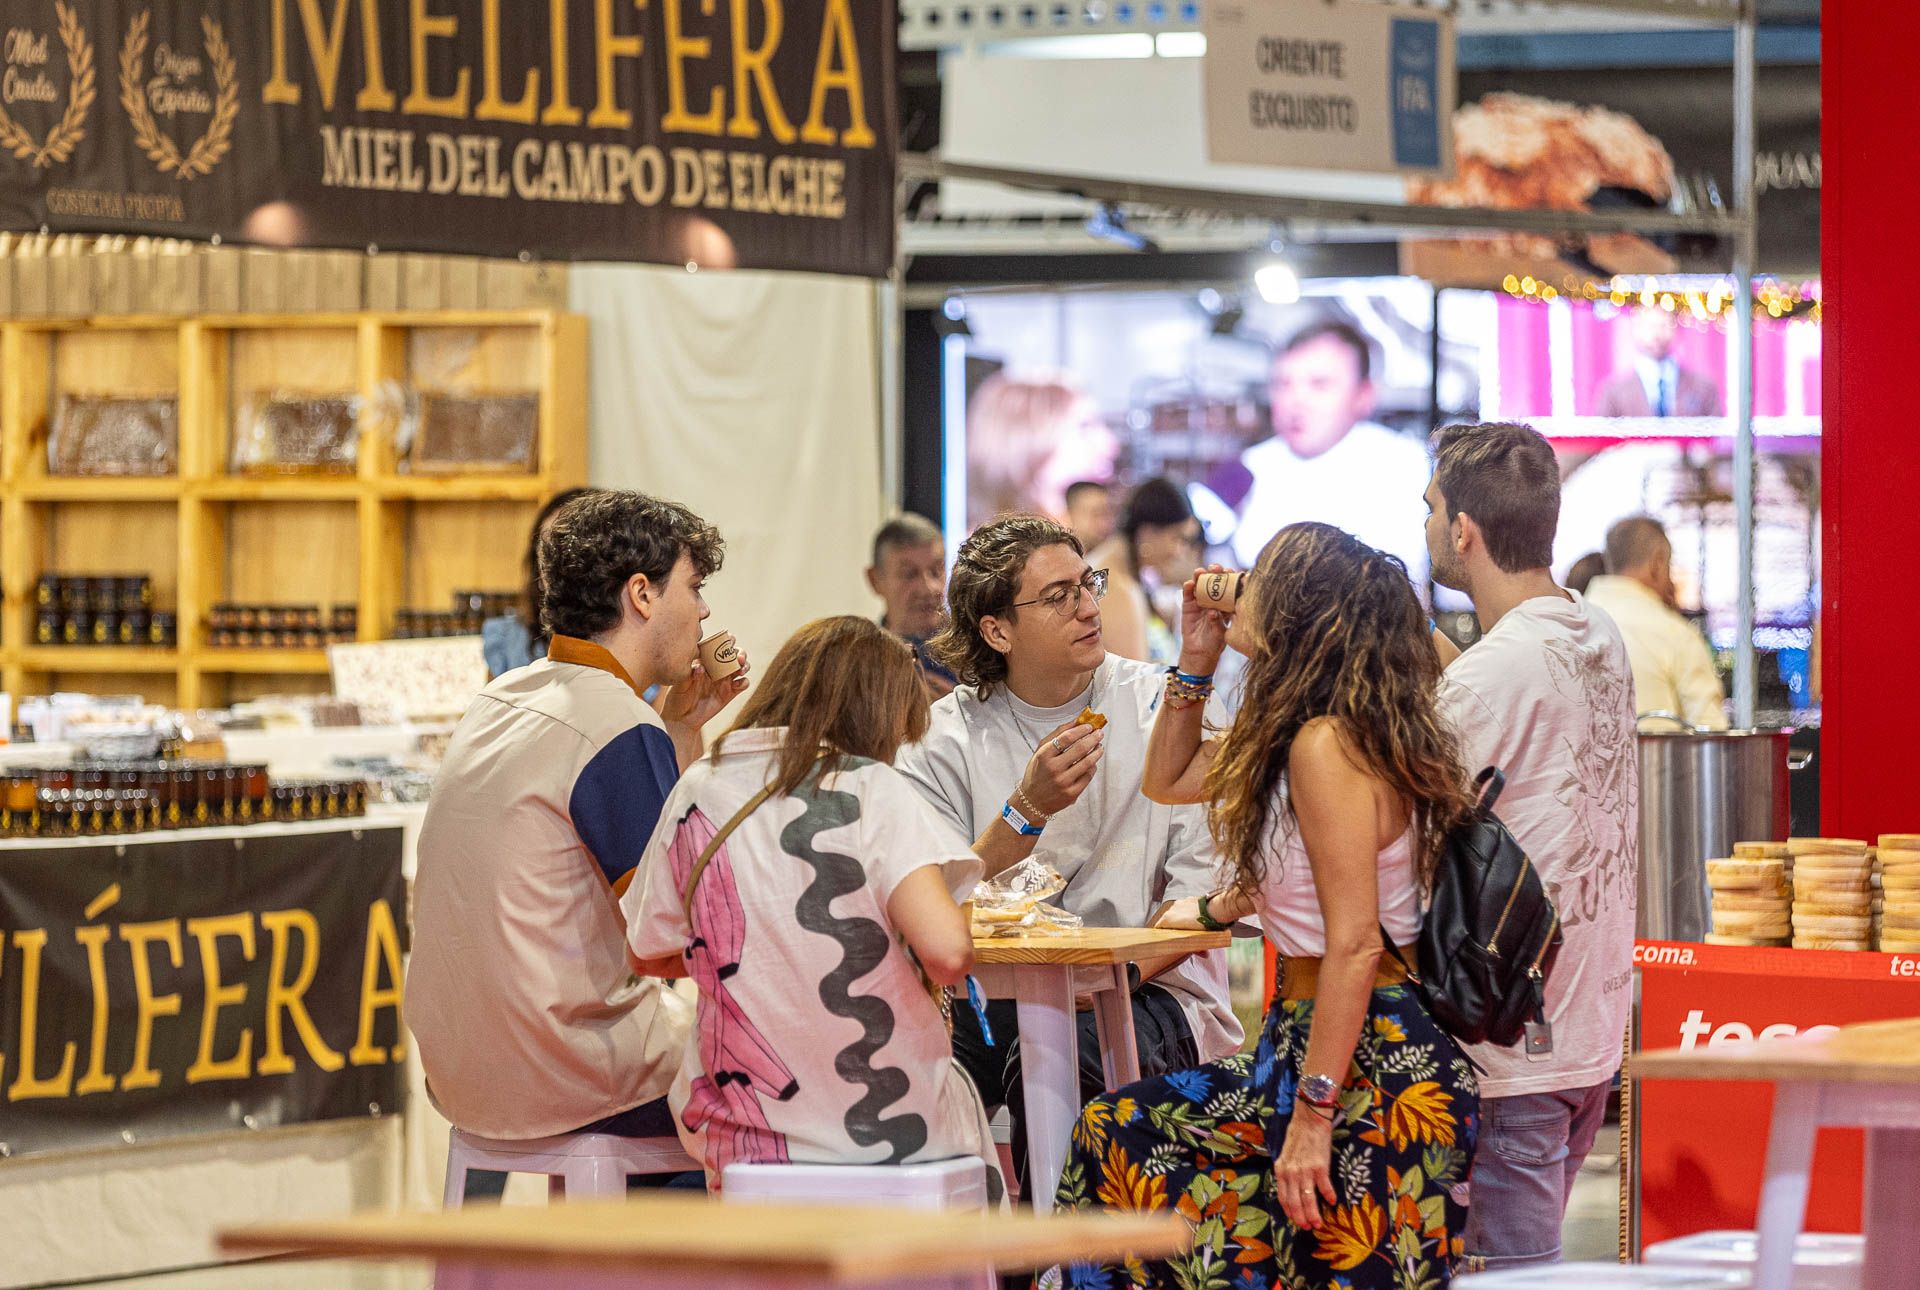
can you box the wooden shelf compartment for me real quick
[192,649,334,675]
[1,309,586,709]
[12,646,182,673]
[1,323,184,486]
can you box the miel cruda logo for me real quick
[0,1,95,170]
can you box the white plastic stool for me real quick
[722,1156,990,1211]
[723,1159,992,1290]
[1455,1266,1752,1288]
[442,1128,698,1208]
[1644,1231,1864,1290]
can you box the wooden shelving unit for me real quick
[0,310,587,709]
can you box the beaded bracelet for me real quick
[1164,672,1213,710]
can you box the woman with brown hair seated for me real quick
[622,616,1004,1202]
[1048,523,1481,1288]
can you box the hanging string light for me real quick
[1497,272,1820,323]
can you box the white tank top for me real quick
[1255,808,1422,957]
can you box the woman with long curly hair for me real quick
[1045,522,1481,1290]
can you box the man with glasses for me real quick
[897,514,1242,1197]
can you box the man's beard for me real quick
[1429,549,1469,592]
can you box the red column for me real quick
[1821,9,1920,836]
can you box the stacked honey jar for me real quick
[1875,835,1920,952]
[1708,837,1919,951]
[0,762,368,839]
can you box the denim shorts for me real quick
[1462,1078,1613,1270]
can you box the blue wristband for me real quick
[1168,666,1215,686]
[1001,800,1045,837]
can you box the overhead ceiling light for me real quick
[1255,257,1300,305]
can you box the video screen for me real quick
[945,281,1820,711]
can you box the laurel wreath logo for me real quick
[0,2,96,169]
[117,10,236,181]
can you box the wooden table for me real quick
[1635,1015,1920,1290]
[219,1192,1189,1289]
[971,926,1230,1209]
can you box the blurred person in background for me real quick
[965,373,1119,528]
[1594,306,1721,418]
[484,486,600,677]
[1064,480,1116,554]
[1585,515,1728,729]
[1565,551,1607,597]
[1214,322,1432,592]
[867,514,958,701]
[1091,477,1202,664]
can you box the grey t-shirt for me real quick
[895,654,1244,1062]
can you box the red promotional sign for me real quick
[1633,940,1920,1250]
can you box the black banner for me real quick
[0,0,896,276]
[0,824,407,1158]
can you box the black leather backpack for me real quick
[1382,768,1563,1050]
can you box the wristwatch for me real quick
[1195,893,1227,933]
[1297,1073,1340,1109]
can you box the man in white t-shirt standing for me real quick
[1217,322,1432,588]
[1424,422,1640,1272]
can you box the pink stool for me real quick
[442,1128,697,1207]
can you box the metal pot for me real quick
[1636,715,1798,942]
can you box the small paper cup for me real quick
[1195,571,1246,613]
[697,629,743,681]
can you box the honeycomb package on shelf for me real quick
[1786,837,1875,950]
[1876,834,1920,952]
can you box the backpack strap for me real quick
[1377,923,1486,1077]
[681,750,831,923]
[1474,767,1506,815]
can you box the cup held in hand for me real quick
[697,629,743,681]
[1195,571,1246,613]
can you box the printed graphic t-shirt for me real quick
[1437,591,1640,1098]
[622,728,999,1193]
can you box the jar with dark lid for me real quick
[343,780,366,816]
[37,789,70,838]
[91,611,116,645]
[119,610,149,645]
[228,764,251,822]
[35,574,58,608]
[201,763,232,825]
[150,613,177,648]
[139,766,167,831]
[62,611,87,645]
[171,764,199,826]
[35,611,59,645]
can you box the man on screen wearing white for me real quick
[1217,322,1433,587]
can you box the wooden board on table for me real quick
[973,926,1230,966]
[1636,1015,1920,1085]
[220,1195,1187,1283]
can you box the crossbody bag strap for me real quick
[1378,923,1485,1077]
[681,750,832,923]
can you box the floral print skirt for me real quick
[1044,984,1479,1290]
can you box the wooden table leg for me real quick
[1089,964,1141,1091]
[1751,1083,1820,1290]
[1014,964,1078,1212]
[1861,1122,1920,1289]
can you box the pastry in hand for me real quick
[1075,707,1107,731]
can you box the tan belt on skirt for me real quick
[1278,948,1416,1001]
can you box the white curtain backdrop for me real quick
[571,263,887,669]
